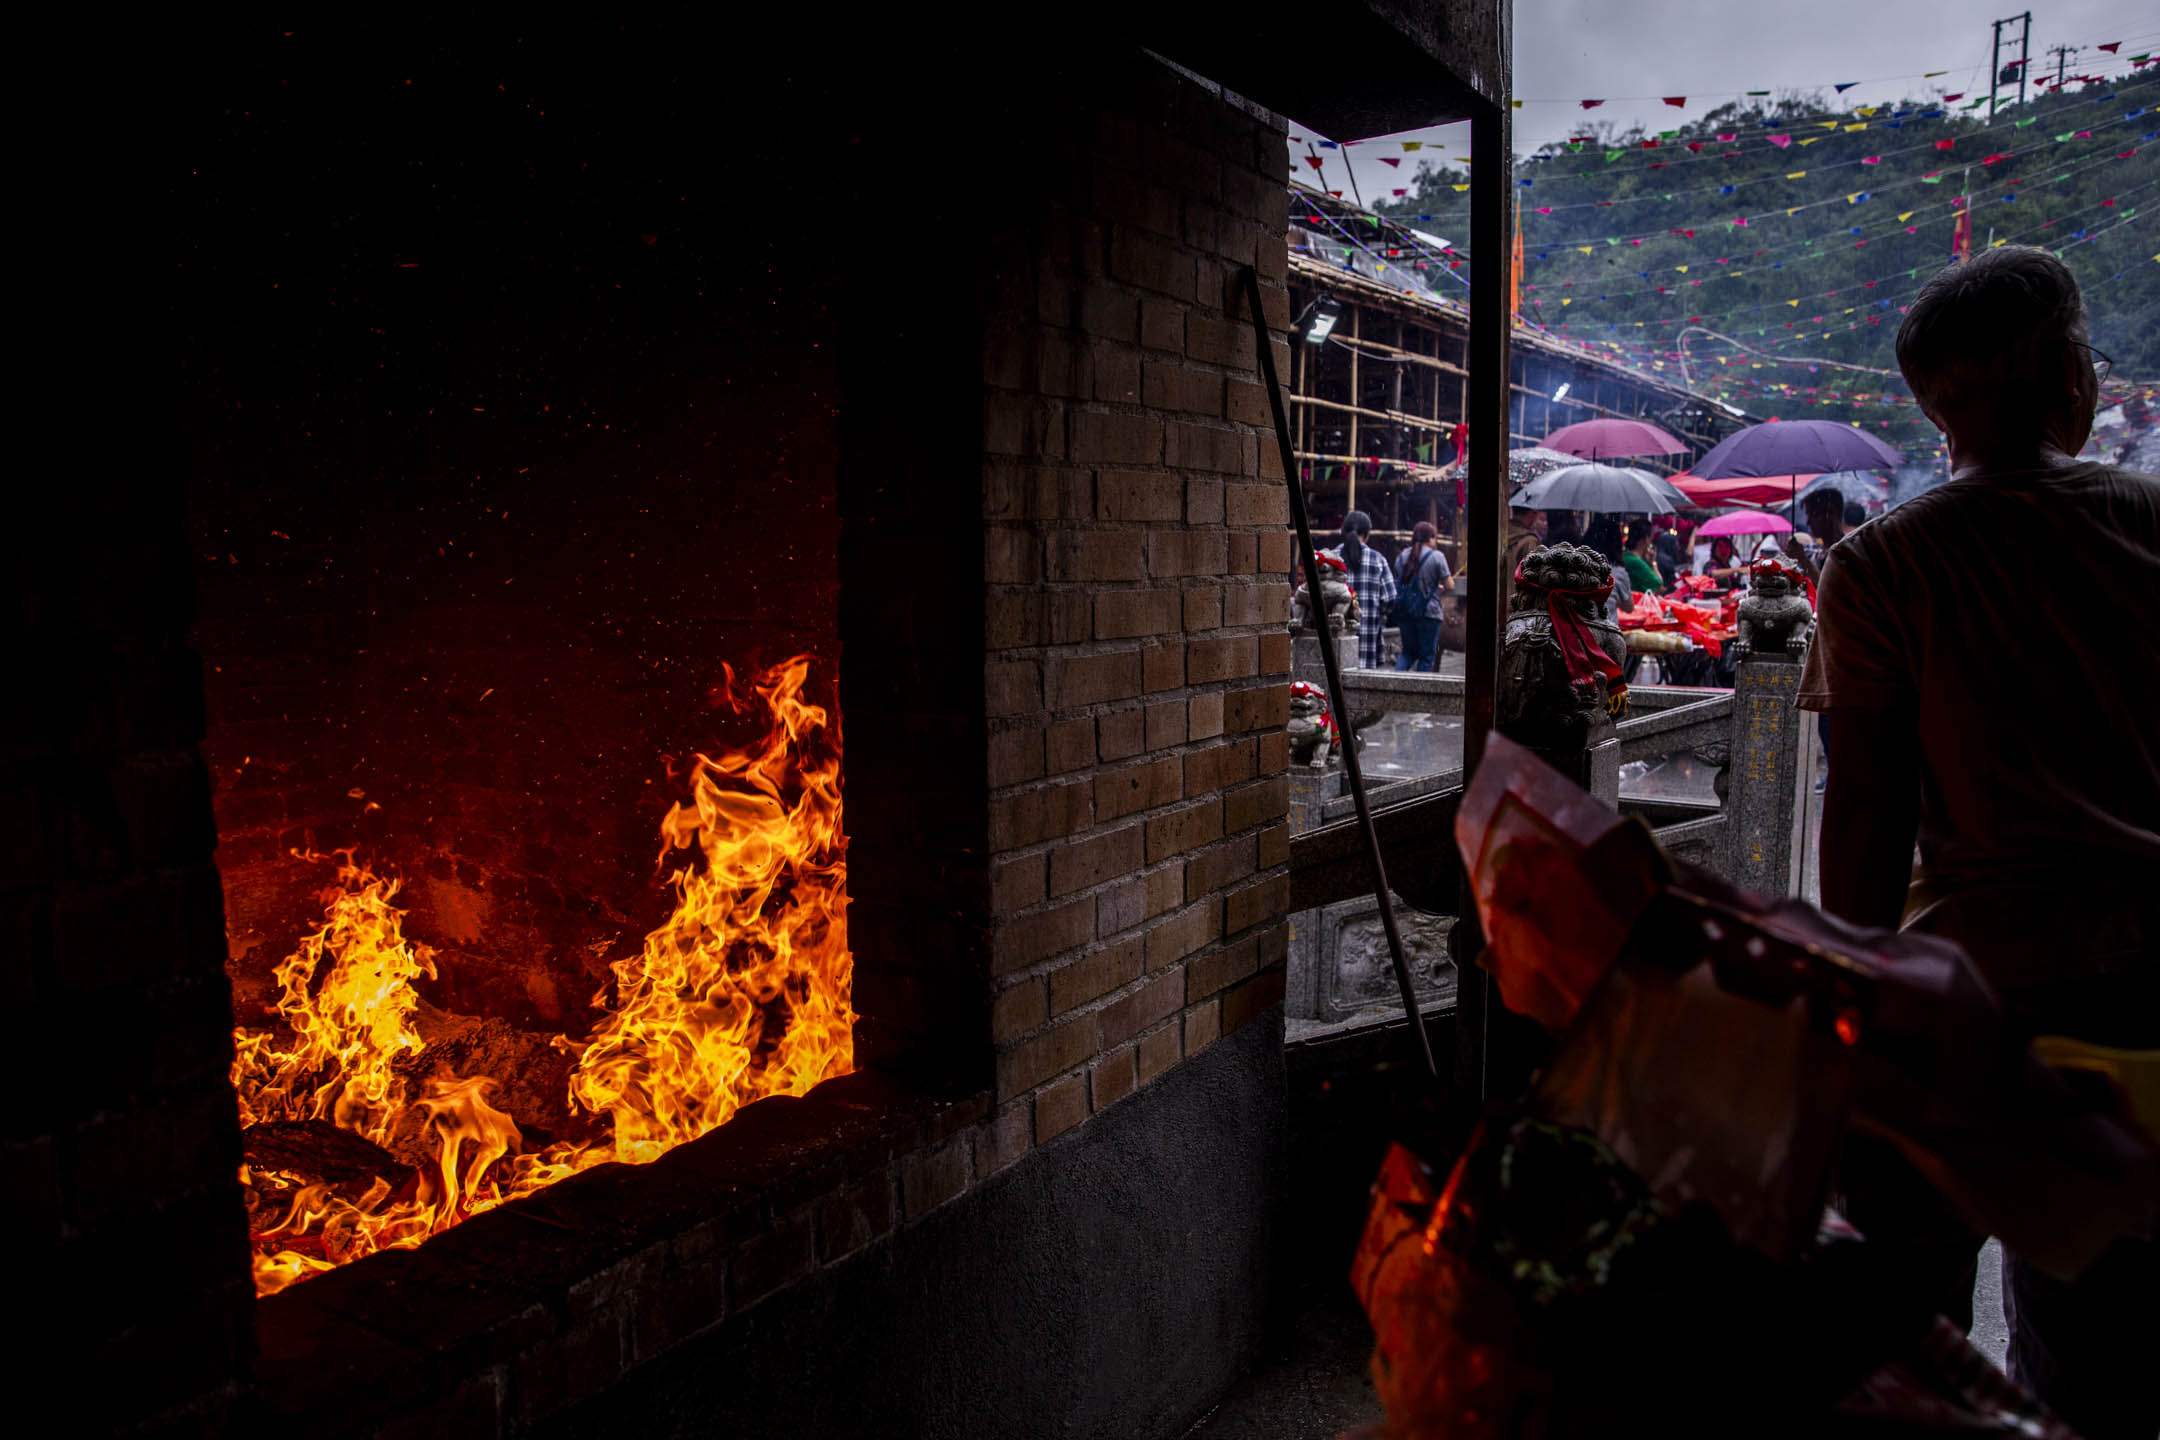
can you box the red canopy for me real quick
[1670,472,1821,507]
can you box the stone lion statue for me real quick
[1291,552,1359,636]
[1286,681,1336,767]
[1498,543,1629,757]
[1735,556,1814,662]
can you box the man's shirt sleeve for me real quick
[1797,536,1913,711]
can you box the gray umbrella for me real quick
[1510,463,1679,516]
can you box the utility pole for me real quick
[2048,42,2074,89]
[1990,12,2034,118]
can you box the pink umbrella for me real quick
[1695,510,1793,538]
[1544,417,1688,459]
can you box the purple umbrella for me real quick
[1691,420,1900,480]
[1543,417,1688,459]
[1696,510,1793,538]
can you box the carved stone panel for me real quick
[1288,892,1458,1023]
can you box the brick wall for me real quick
[974,54,1296,1156]
[14,491,257,1432]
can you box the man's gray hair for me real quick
[1895,246,2087,415]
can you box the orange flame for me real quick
[232,656,853,1294]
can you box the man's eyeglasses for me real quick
[2076,341,2113,387]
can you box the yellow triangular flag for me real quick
[1844,122,1867,131]
[1453,184,1470,192]
[1856,106,1878,117]
[1819,121,1839,130]
[1898,211,1913,221]
[1675,265,1689,272]
[1787,170,1806,178]
[1788,299,1800,306]
[1560,297,1571,305]
[1402,141,1423,151]
[1577,245,1593,253]
[1991,237,2007,247]
[1799,137,1821,146]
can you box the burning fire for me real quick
[230,656,853,1294]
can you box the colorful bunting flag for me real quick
[1580,99,1605,109]
[1401,141,1422,151]
[2099,41,2121,53]
[1663,96,1687,107]
[1862,155,1881,164]
[1768,134,1792,148]
[1936,138,1956,150]
[1380,156,1401,168]
[1835,81,1859,92]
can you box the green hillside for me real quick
[1379,77,2157,447]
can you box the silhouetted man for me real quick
[1798,246,2158,1439]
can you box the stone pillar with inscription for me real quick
[1724,656,1818,898]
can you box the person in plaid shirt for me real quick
[1324,510,1396,669]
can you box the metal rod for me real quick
[1237,262,1436,1083]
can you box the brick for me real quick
[1068,411,1162,466]
[1184,999,1222,1056]
[1091,1046,1138,1111]
[1146,797,1222,865]
[985,463,1091,521]
[1097,707,1145,762]
[1095,875,1146,937]
[1224,682,1289,735]
[1224,380,1271,429]
[1186,933,1261,1001]
[1049,823,1143,898]
[990,896,1094,976]
[1166,420,1245,476]
[1100,970,1186,1048]
[986,660,1041,718]
[1224,481,1288,526]
[1224,872,1290,936]
[1258,821,1291,869]
[1186,311,1247,368]
[1187,476,1225,525]
[1184,738,1256,797]
[986,526,1041,584]
[731,1210,815,1311]
[902,1137,974,1219]
[1140,298,1185,352]
[1047,529,1148,583]
[1145,698,1186,751]
[1094,588,1182,640]
[1223,963,1288,1034]
[1147,529,1229,579]
[1219,582,1266,627]
[1185,834,1258,900]
[1186,634,1258,685]
[1109,228,1197,301]
[1092,342,1140,404]
[1049,936,1144,1015]
[990,855,1046,915]
[1145,864,1185,920]
[1035,1074,1089,1142]
[975,1104,1033,1181]
[816,1171,896,1262]
[1142,642,1183,694]
[1257,920,1289,969]
[992,978,1048,1041]
[1224,774,1289,834]
[986,592,1047,650]
[1258,631,1292,675]
[1137,1024,1181,1086]
[1045,718,1095,775]
[1142,362,1220,415]
[998,1011,1100,1097]
[1228,531,1258,574]
[1257,730,1290,775]
[1257,530,1293,572]
[1049,651,1143,710]
[1145,899,1222,972]
[1182,584,1222,632]
[1076,283,1139,343]
[1094,757,1182,824]
[1189,692,1225,741]
[989,779,1090,849]
[1096,471,1184,523]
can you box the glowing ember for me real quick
[230,656,853,1294]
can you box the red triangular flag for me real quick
[1305,156,1325,170]
[2098,41,2120,53]
[1663,96,1687,107]
[1580,99,1605,109]
[1935,138,1956,150]
[1688,141,1705,152]
[1943,92,1964,101]
[1379,156,1401,167]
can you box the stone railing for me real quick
[1285,655,1815,1031]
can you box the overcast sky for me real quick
[1292,0,2159,205]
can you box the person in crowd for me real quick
[1325,509,1396,669]
[1844,501,1868,530]
[1545,509,1581,546]
[1393,520,1450,672]
[1703,534,1747,586]
[1785,486,1850,584]
[1800,246,2158,1440]
[1622,520,1663,598]
[1653,516,1682,589]
[1580,515,1633,620]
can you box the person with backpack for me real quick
[1391,520,1451,672]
